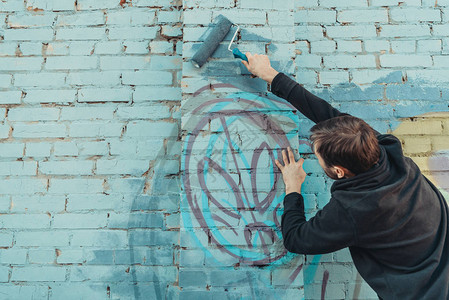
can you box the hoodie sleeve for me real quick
[271,72,344,124]
[281,192,357,254]
[271,72,382,135]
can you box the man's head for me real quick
[310,115,380,180]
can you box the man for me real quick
[242,53,449,299]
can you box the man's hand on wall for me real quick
[275,147,306,195]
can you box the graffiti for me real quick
[180,84,349,298]
[181,84,306,298]
[321,270,330,300]
[182,84,299,265]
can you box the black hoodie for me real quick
[271,72,449,299]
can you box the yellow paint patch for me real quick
[393,112,449,195]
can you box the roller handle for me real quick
[232,48,248,62]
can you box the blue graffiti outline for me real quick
[198,94,295,262]
[182,90,301,267]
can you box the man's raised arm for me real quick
[241,53,383,137]
[271,72,344,124]
[242,53,344,124]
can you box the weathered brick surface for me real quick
[0,0,183,298]
[0,0,447,299]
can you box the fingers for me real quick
[276,148,306,172]
[282,149,288,165]
[275,159,284,171]
[244,52,253,71]
[288,147,295,163]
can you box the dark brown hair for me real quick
[310,115,380,175]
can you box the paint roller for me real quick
[191,15,248,68]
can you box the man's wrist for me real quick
[286,186,301,195]
[262,68,279,84]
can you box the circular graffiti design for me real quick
[182,85,299,265]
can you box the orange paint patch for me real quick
[119,0,132,7]
[26,6,44,12]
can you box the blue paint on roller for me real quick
[191,15,233,68]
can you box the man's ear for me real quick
[334,166,346,179]
[335,166,355,178]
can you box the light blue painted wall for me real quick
[0,0,447,299]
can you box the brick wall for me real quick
[0,0,182,298]
[0,0,447,299]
